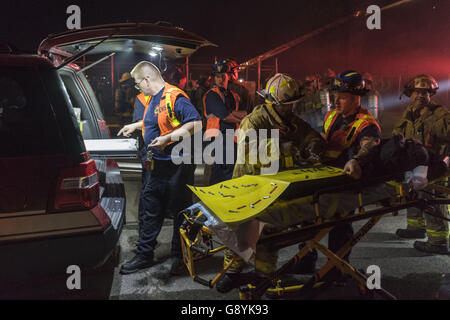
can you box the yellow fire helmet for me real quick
[403,74,439,97]
[257,73,304,105]
[119,72,132,83]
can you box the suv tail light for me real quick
[54,156,100,210]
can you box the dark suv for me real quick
[0,22,213,288]
[0,52,128,287]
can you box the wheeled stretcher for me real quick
[179,165,450,300]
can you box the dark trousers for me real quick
[136,159,195,258]
[208,137,236,185]
[138,147,150,233]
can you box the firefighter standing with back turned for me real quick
[117,61,202,275]
[393,74,450,254]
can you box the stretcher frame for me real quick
[180,175,450,300]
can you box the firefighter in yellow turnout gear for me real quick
[216,73,327,293]
[393,74,450,254]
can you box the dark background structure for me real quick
[1,0,449,110]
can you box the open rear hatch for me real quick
[38,22,216,67]
[38,22,216,160]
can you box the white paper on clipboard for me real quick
[84,138,139,159]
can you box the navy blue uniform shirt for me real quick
[143,86,201,160]
[132,96,146,122]
[204,87,243,131]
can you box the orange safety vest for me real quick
[323,106,381,159]
[142,83,190,143]
[136,92,152,109]
[202,87,241,139]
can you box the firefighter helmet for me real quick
[403,74,439,97]
[331,70,368,96]
[256,73,303,105]
[212,58,232,74]
[227,59,239,72]
[119,72,132,83]
[226,59,240,81]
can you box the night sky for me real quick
[1,0,449,80]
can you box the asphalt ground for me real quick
[107,106,450,300]
[4,209,449,300]
[109,209,450,300]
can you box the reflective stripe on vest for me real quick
[141,83,190,140]
[137,92,152,108]
[203,87,240,139]
[324,110,337,136]
[164,92,181,127]
[324,106,380,159]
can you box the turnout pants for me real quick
[137,159,195,258]
[138,147,151,233]
[406,187,449,245]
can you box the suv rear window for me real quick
[78,72,104,121]
[0,67,65,157]
[59,70,99,140]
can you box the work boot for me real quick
[414,241,449,254]
[396,228,426,239]
[216,273,242,293]
[216,272,262,293]
[119,254,154,275]
[286,243,317,274]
